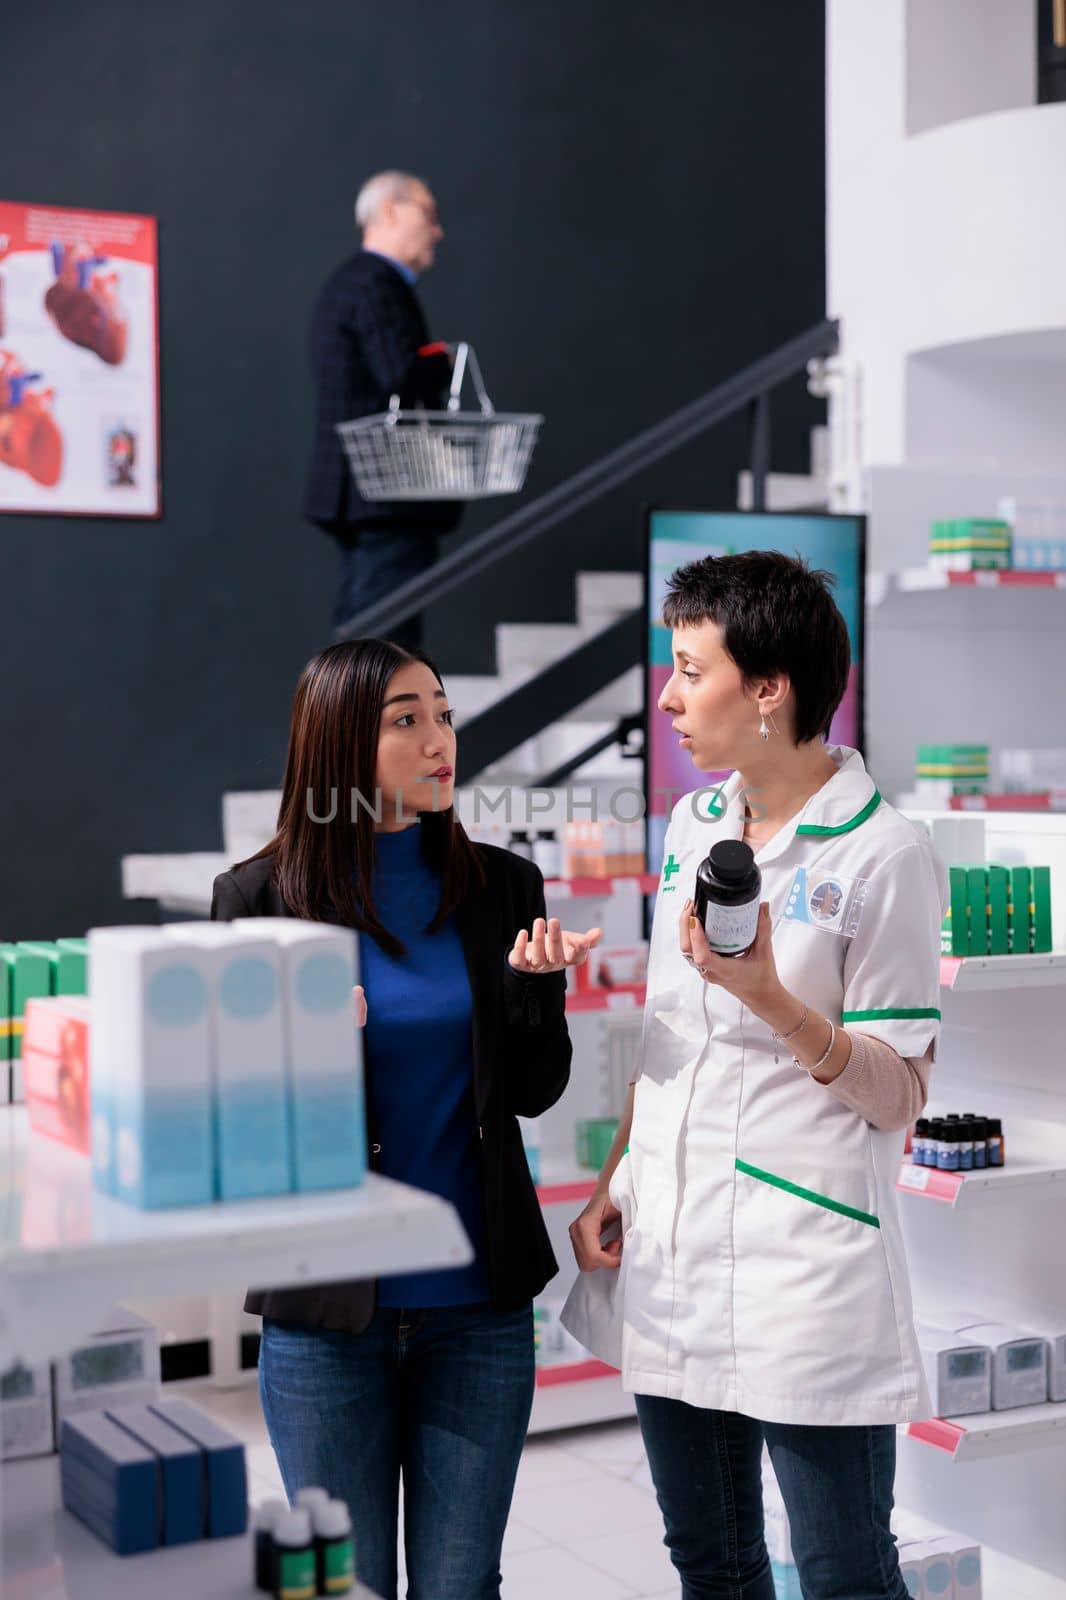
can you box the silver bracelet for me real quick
[796,1019,836,1074]
[771,1003,808,1064]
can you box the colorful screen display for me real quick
[645,510,865,866]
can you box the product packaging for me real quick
[239,920,366,1193]
[87,927,214,1208]
[163,925,292,1200]
[22,994,92,1153]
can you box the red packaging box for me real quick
[23,996,92,1154]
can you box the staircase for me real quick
[121,321,840,914]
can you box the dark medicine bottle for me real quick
[693,840,762,957]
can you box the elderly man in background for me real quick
[304,171,459,646]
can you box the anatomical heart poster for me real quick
[0,201,160,516]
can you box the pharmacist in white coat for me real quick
[563,550,947,1600]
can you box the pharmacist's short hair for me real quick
[354,171,420,231]
[661,550,850,744]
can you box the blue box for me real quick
[107,1403,202,1545]
[60,1414,158,1555]
[148,1398,247,1538]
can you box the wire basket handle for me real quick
[447,342,495,416]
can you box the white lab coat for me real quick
[562,747,946,1425]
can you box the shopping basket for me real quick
[336,342,542,500]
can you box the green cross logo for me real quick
[662,853,681,892]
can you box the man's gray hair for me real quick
[354,171,421,231]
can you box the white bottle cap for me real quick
[295,1486,330,1511]
[313,1498,353,1538]
[274,1508,312,1548]
[254,1497,289,1530]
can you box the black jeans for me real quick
[331,525,439,648]
[636,1395,908,1600]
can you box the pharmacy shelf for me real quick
[528,1360,634,1433]
[948,792,1066,813]
[565,984,646,1014]
[536,1175,597,1207]
[940,952,1066,990]
[906,1400,1066,1461]
[0,1109,471,1367]
[545,874,660,897]
[897,568,1066,592]
[1,1455,379,1600]
[897,1153,1066,1207]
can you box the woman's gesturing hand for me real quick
[353,985,367,1028]
[569,1190,624,1271]
[508,916,602,975]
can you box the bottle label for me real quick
[278,1548,316,1600]
[325,1537,356,1592]
[703,897,760,954]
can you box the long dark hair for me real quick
[243,639,485,957]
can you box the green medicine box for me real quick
[1009,867,1032,955]
[965,867,990,957]
[0,945,53,1061]
[0,943,12,1065]
[1031,866,1053,954]
[986,865,1010,956]
[941,867,971,957]
[576,1118,619,1172]
[55,936,89,995]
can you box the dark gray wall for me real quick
[2,0,825,937]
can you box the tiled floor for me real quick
[195,1383,678,1599]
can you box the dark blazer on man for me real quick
[211,843,571,1334]
[303,248,462,538]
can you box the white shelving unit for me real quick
[0,1111,471,1599]
[940,952,1066,992]
[0,1108,472,1369]
[3,1455,381,1600]
[906,1402,1066,1463]
[897,1152,1066,1207]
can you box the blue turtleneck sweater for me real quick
[362,824,490,1307]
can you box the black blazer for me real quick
[210,844,571,1334]
[302,248,463,537]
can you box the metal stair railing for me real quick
[333,318,839,780]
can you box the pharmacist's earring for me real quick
[758,713,770,741]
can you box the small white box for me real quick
[953,1320,1048,1410]
[1,1363,54,1460]
[1017,1318,1066,1403]
[238,920,366,1192]
[926,1533,982,1598]
[586,942,648,991]
[164,924,291,1199]
[53,1307,161,1435]
[88,927,214,1207]
[916,1324,992,1417]
[895,1539,925,1599]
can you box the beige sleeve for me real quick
[820,1029,933,1132]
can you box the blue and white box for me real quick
[148,1397,247,1539]
[240,920,366,1193]
[107,1403,202,1545]
[88,928,214,1208]
[60,1411,159,1556]
[163,925,291,1200]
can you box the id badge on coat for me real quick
[782,867,868,937]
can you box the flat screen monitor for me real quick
[645,509,866,868]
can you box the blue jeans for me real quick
[332,526,439,647]
[636,1396,908,1600]
[259,1304,534,1600]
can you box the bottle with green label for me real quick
[273,1508,316,1600]
[313,1499,356,1594]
